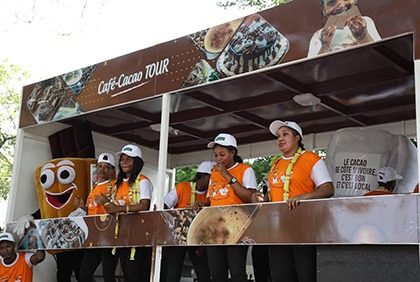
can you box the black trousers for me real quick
[80,248,118,282]
[101,248,120,282]
[161,246,211,282]
[268,245,316,282]
[206,246,248,282]
[118,247,152,282]
[252,245,271,282]
[56,250,84,282]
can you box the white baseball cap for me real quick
[0,232,15,243]
[197,161,217,174]
[207,133,238,149]
[117,144,142,158]
[98,153,115,167]
[269,120,303,137]
[377,166,402,183]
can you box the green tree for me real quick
[217,0,291,10]
[0,60,28,200]
[244,156,277,184]
[175,165,198,184]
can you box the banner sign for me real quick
[7,195,420,252]
[326,128,419,197]
[19,0,420,128]
[334,153,381,195]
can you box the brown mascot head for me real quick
[34,158,97,218]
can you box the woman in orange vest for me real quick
[252,120,334,282]
[74,153,116,282]
[103,144,154,282]
[206,133,258,282]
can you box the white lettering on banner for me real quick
[333,153,381,196]
[97,58,170,95]
[118,70,143,87]
[98,77,117,95]
[145,58,170,79]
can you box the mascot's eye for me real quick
[40,169,55,190]
[57,166,76,185]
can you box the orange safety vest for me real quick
[175,182,208,208]
[208,163,250,206]
[268,151,320,202]
[86,180,115,215]
[114,174,150,205]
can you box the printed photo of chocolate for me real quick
[55,97,82,120]
[62,64,97,96]
[217,14,289,76]
[188,29,209,57]
[161,209,198,245]
[26,77,67,123]
[181,59,219,88]
[36,217,88,249]
[324,5,362,30]
[186,205,259,245]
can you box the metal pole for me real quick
[152,93,171,282]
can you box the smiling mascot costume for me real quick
[34,158,96,218]
[32,157,96,281]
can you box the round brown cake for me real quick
[217,15,289,76]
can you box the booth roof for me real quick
[63,33,414,155]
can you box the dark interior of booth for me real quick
[62,33,415,155]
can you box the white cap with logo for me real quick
[207,133,238,149]
[0,232,15,243]
[117,144,142,158]
[197,161,217,174]
[98,153,115,167]
[269,120,303,138]
[377,166,403,183]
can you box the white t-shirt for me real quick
[123,177,153,200]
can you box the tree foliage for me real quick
[175,166,198,184]
[244,156,278,183]
[0,60,28,200]
[217,0,291,10]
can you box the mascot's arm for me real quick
[13,214,35,237]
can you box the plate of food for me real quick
[188,18,243,60]
[204,18,244,59]
[217,14,289,76]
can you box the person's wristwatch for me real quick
[229,177,237,185]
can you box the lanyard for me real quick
[129,175,142,205]
[283,148,303,201]
[190,182,196,206]
[105,180,114,200]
